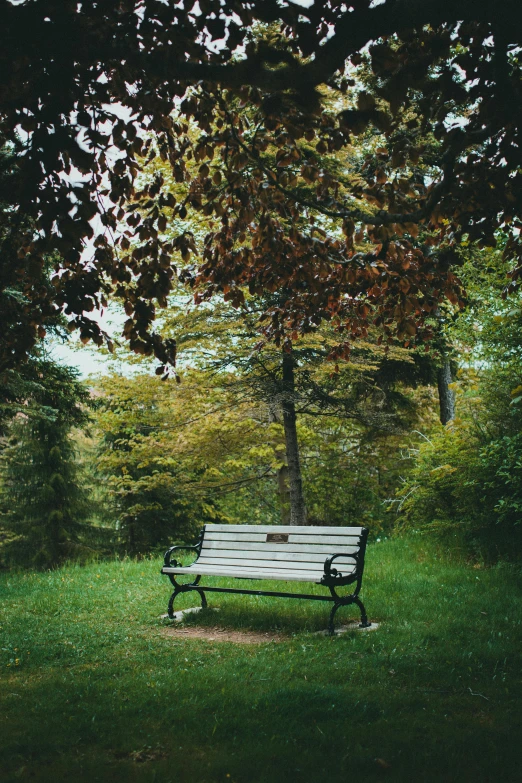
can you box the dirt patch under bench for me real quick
[161,625,286,644]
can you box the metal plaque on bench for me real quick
[266,533,289,543]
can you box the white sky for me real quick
[46,304,125,379]
[48,339,110,379]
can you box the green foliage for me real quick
[0,361,91,568]
[395,395,522,561]
[92,371,285,554]
[394,251,522,560]
[162,297,440,533]
[93,295,440,540]
[301,421,412,531]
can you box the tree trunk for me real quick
[277,463,291,524]
[281,348,307,526]
[268,402,291,524]
[437,357,455,425]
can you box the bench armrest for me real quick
[322,528,369,589]
[323,552,356,579]
[163,527,206,568]
[163,544,200,569]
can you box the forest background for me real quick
[1,135,521,568]
[2,11,522,569]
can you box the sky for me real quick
[48,339,110,379]
[47,305,125,379]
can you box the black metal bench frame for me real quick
[162,527,370,634]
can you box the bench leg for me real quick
[328,596,371,634]
[328,602,342,635]
[167,583,207,619]
[167,586,181,619]
[198,588,208,610]
[353,596,371,628]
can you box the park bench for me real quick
[162,524,370,634]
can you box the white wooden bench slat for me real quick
[162,565,331,582]
[198,547,356,564]
[204,532,361,547]
[201,540,360,555]
[197,556,356,571]
[205,524,364,535]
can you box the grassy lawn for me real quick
[1,536,521,783]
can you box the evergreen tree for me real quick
[0,361,91,568]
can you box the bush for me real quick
[395,375,522,561]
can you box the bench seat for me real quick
[162,565,355,582]
[161,524,370,634]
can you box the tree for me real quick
[157,289,438,526]
[0,139,60,370]
[92,370,286,553]
[1,2,521,366]
[393,248,522,560]
[0,360,91,568]
[125,91,456,526]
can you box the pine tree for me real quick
[0,361,90,568]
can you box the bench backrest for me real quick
[197,524,366,577]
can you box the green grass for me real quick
[1,536,521,783]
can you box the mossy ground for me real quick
[1,537,521,782]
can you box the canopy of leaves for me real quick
[0,142,60,369]
[2,1,522,365]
